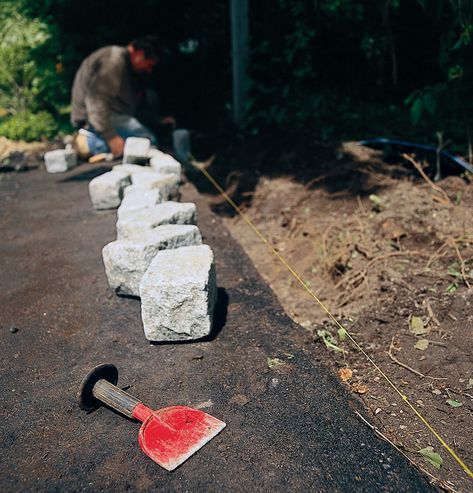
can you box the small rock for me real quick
[123,137,151,164]
[229,394,250,406]
[44,149,77,173]
[102,225,202,296]
[10,327,18,334]
[140,245,217,341]
[194,400,213,410]
[116,202,197,239]
[88,170,131,210]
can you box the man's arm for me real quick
[84,53,125,156]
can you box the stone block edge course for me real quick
[116,202,197,239]
[87,136,213,343]
[102,225,203,297]
[44,149,77,174]
[139,244,217,341]
[88,170,131,210]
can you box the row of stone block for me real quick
[88,164,181,211]
[43,138,181,175]
[92,137,216,343]
[104,230,216,341]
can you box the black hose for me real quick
[357,137,473,174]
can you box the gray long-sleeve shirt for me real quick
[71,46,142,140]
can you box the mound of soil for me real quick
[221,143,473,492]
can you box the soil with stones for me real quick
[215,142,473,493]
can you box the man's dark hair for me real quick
[129,35,161,59]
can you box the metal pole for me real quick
[230,0,249,126]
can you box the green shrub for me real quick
[0,111,58,141]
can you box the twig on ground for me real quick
[426,339,448,348]
[451,240,472,289]
[354,411,460,493]
[431,194,452,206]
[387,338,447,380]
[288,216,300,238]
[321,223,336,267]
[423,299,441,327]
[304,174,328,189]
[335,250,427,290]
[426,241,449,269]
[402,153,452,205]
[356,195,367,215]
[446,388,473,400]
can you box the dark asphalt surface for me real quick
[0,165,434,492]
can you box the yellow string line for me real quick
[194,162,473,479]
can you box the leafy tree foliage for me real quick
[0,111,58,141]
[247,0,473,155]
[0,0,471,156]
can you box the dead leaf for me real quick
[337,327,348,341]
[369,194,384,212]
[410,315,428,335]
[414,339,429,351]
[380,219,406,240]
[316,329,347,353]
[267,357,285,370]
[338,368,353,382]
[352,382,368,394]
[418,447,443,469]
[466,378,473,390]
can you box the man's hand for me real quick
[107,135,125,157]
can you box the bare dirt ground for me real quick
[1,134,470,491]
[0,144,433,493]
[218,143,473,492]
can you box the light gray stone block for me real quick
[131,171,180,200]
[102,225,202,296]
[140,244,217,341]
[112,163,149,175]
[123,137,151,164]
[147,148,167,159]
[88,170,131,210]
[148,149,182,175]
[123,183,150,197]
[116,201,197,239]
[117,187,163,219]
[44,149,77,173]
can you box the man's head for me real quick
[128,35,160,73]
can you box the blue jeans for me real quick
[85,114,158,154]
